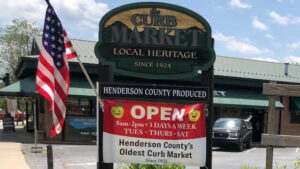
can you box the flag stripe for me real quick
[63,29,77,59]
[36,70,54,92]
[65,41,73,48]
[38,53,55,75]
[36,3,77,137]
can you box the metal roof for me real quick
[32,36,300,83]
[33,36,97,64]
[215,56,300,83]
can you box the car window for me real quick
[244,121,253,129]
[241,121,247,128]
[214,119,241,130]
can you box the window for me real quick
[291,111,300,124]
[289,97,300,124]
[67,98,94,116]
[245,121,253,130]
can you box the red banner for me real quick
[103,99,206,140]
[103,99,207,166]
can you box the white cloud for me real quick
[251,57,279,63]
[265,33,274,39]
[93,32,99,41]
[252,19,268,31]
[213,32,271,55]
[0,0,46,23]
[78,20,98,29]
[49,0,109,30]
[230,0,252,9]
[269,11,300,25]
[287,41,300,49]
[284,55,300,63]
[0,0,109,35]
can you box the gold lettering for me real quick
[119,48,126,55]
[132,49,138,56]
[125,48,132,55]
[183,52,189,58]
[134,61,153,68]
[191,52,196,59]
[155,50,162,57]
[113,48,118,55]
[162,50,168,57]
[177,51,184,58]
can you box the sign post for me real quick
[95,2,215,169]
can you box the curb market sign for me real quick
[95,2,215,79]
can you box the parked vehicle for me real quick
[0,111,5,120]
[213,117,253,152]
[14,110,26,121]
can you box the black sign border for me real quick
[99,82,209,103]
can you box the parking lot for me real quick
[1,121,299,169]
[21,144,300,169]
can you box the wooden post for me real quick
[266,95,276,169]
[201,66,214,169]
[26,101,28,131]
[98,64,114,169]
[47,145,53,169]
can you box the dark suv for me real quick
[213,118,253,151]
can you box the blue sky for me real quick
[0,0,300,63]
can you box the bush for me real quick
[117,163,185,169]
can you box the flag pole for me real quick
[74,56,102,103]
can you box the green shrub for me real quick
[117,163,185,169]
[241,165,260,169]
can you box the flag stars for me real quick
[43,41,48,46]
[51,52,55,56]
[57,54,62,58]
[44,33,49,38]
[51,36,55,40]
[56,62,61,67]
[45,25,50,30]
[57,22,61,26]
[58,47,63,51]
[51,44,56,48]
[47,8,52,13]
[51,28,55,32]
[58,39,63,44]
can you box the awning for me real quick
[213,87,284,109]
[289,97,300,111]
[0,77,284,109]
[0,76,96,98]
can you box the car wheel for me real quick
[237,140,243,152]
[246,138,252,149]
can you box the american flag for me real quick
[36,0,77,137]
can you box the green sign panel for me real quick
[95,2,215,79]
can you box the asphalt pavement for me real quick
[22,144,300,169]
[1,120,300,169]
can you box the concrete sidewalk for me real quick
[0,142,30,169]
[0,120,32,169]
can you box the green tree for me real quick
[0,18,41,80]
[0,99,5,110]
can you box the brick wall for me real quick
[279,96,300,135]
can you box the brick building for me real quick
[0,36,300,142]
